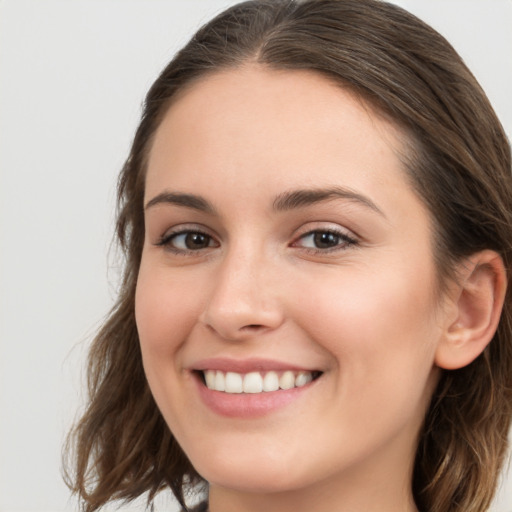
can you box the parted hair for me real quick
[65,1,512,511]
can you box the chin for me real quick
[207,472,302,495]
[193,453,307,494]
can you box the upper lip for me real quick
[190,357,318,373]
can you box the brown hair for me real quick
[65,1,512,511]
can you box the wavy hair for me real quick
[65,1,512,511]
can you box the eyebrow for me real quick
[145,192,217,214]
[273,186,385,217]
[144,186,384,217]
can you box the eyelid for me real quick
[292,222,358,240]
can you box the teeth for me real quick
[243,372,263,393]
[279,371,295,390]
[262,371,279,392]
[214,370,225,391]
[203,370,317,394]
[225,372,243,393]
[205,370,216,389]
[295,371,313,387]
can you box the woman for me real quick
[65,1,512,511]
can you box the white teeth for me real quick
[262,371,280,392]
[205,370,216,389]
[295,371,313,388]
[279,371,295,390]
[243,372,263,393]
[203,369,317,394]
[225,372,243,393]
[214,370,225,391]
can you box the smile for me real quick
[202,370,321,394]
[192,360,323,417]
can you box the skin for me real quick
[135,66,456,512]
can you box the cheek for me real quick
[293,261,440,380]
[134,260,204,426]
[135,261,203,361]
[290,265,441,447]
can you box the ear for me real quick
[435,250,507,370]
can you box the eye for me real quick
[293,229,357,251]
[157,229,219,253]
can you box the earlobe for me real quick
[435,250,507,370]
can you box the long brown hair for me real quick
[65,1,512,511]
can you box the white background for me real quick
[1,1,511,511]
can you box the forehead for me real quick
[145,65,413,212]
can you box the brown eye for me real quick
[294,229,357,252]
[160,231,217,252]
[182,232,212,249]
[313,231,341,249]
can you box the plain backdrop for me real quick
[1,1,511,511]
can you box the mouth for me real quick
[197,369,323,394]
[191,359,324,417]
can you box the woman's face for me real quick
[136,66,447,501]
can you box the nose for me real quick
[200,245,284,341]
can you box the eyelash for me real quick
[292,228,358,253]
[155,227,358,255]
[156,228,218,255]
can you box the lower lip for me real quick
[194,374,316,418]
